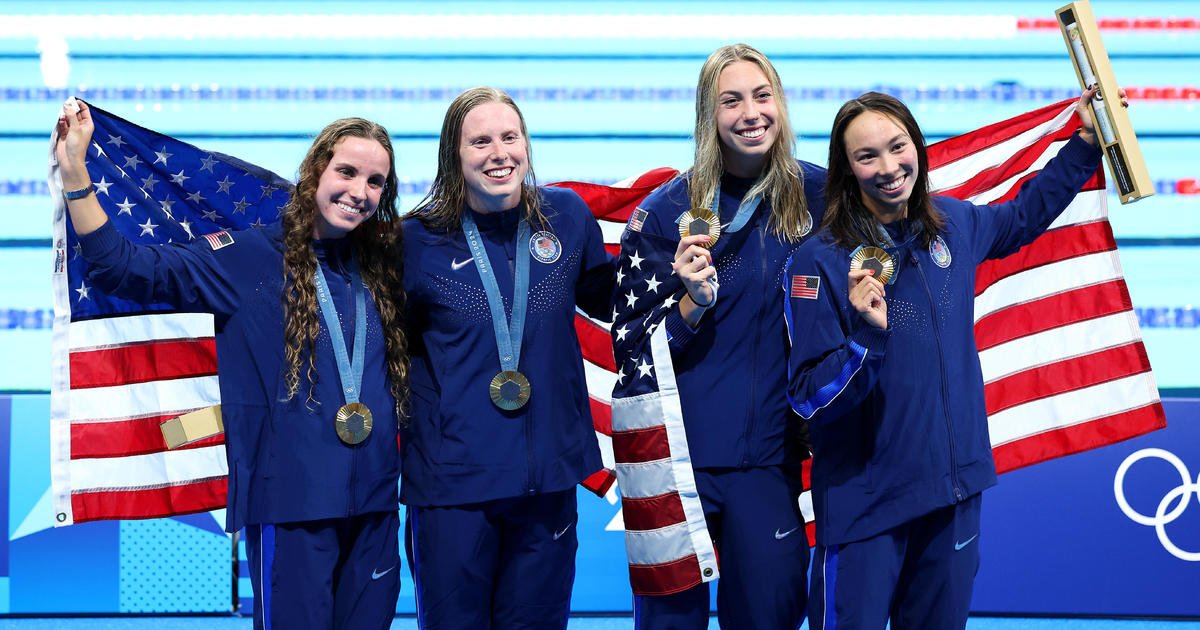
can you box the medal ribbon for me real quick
[710,179,763,234]
[461,211,531,374]
[312,249,367,406]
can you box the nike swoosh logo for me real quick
[775,526,801,540]
[371,565,396,580]
[954,534,978,551]
[451,258,472,271]
[553,521,574,541]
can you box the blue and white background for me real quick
[0,0,1196,618]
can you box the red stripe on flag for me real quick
[629,554,703,597]
[992,403,1167,474]
[69,338,218,389]
[622,491,686,531]
[575,314,616,372]
[928,99,1075,170]
[70,477,228,523]
[989,170,1104,205]
[936,126,1078,200]
[548,167,678,223]
[589,395,612,437]
[975,222,1116,294]
[71,414,225,459]
[612,425,670,464]
[984,343,1153,415]
[975,281,1132,351]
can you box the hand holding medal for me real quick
[849,267,887,330]
[673,233,717,318]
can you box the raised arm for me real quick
[55,99,109,234]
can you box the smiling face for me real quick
[459,100,529,213]
[312,136,390,239]
[715,60,780,178]
[844,110,919,222]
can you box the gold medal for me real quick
[676,208,721,249]
[335,402,373,445]
[489,370,532,411]
[850,246,895,285]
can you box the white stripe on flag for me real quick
[625,520,698,566]
[583,359,617,405]
[979,312,1142,383]
[974,251,1123,322]
[614,458,675,499]
[624,520,700,566]
[964,140,1070,205]
[600,220,627,243]
[988,373,1161,446]
[69,375,221,422]
[929,105,1075,192]
[68,312,215,350]
[1045,190,1108,230]
[69,444,229,493]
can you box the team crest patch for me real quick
[204,230,234,251]
[798,211,813,237]
[790,275,819,299]
[530,230,561,264]
[929,236,951,268]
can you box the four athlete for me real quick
[58,42,1111,630]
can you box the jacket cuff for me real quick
[77,218,122,262]
[664,307,698,348]
[1064,131,1103,168]
[850,325,890,354]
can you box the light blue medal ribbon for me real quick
[711,179,763,234]
[461,211,533,411]
[312,248,373,444]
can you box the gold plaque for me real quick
[335,402,374,445]
[850,246,895,285]
[489,370,532,411]
[161,405,224,449]
[676,208,721,249]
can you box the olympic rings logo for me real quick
[1113,448,1200,562]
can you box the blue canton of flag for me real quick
[611,231,681,396]
[59,101,294,320]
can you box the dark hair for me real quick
[281,118,409,420]
[822,91,944,249]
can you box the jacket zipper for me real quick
[912,251,964,501]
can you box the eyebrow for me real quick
[720,83,771,96]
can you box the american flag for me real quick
[929,97,1165,472]
[790,275,820,300]
[50,97,1162,567]
[559,98,1164,596]
[49,102,292,525]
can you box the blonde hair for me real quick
[690,44,809,241]
[410,87,548,232]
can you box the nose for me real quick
[741,100,759,122]
[349,176,367,200]
[879,152,898,176]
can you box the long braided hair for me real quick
[280,118,410,421]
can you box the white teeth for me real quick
[880,176,905,191]
[486,167,513,178]
[739,128,766,139]
[336,202,362,214]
